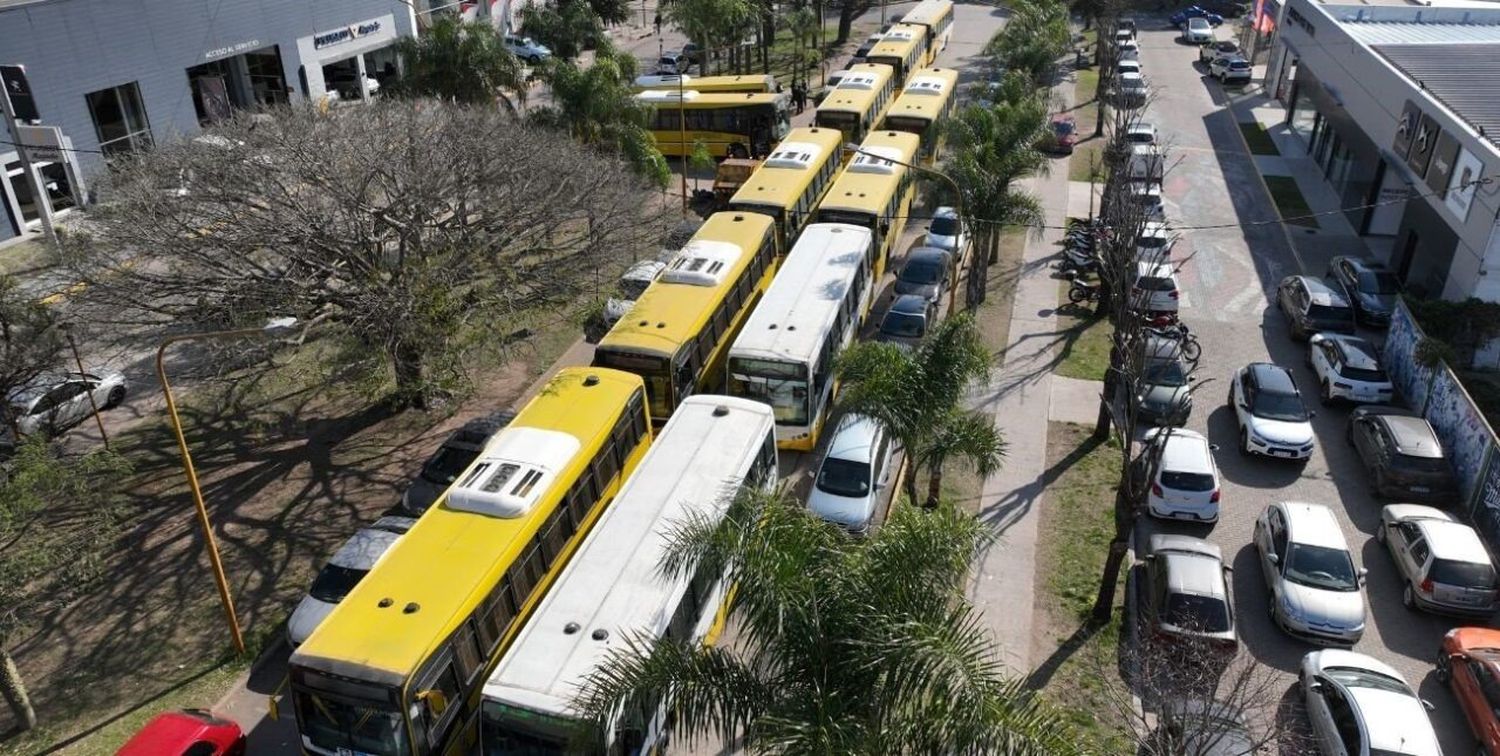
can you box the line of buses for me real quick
[282,3,959,755]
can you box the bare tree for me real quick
[61,100,669,408]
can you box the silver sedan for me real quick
[5,369,129,443]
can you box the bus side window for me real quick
[413,653,463,749]
[629,392,649,440]
[451,621,484,685]
[593,442,620,490]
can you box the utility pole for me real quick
[0,67,58,250]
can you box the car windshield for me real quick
[929,216,959,236]
[1429,558,1497,589]
[881,311,926,338]
[816,457,871,498]
[1144,359,1188,387]
[308,563,370,603]
[1284,543,1359,591]
[1161,471,1215,491]
[1357,271,1401,295]
[1228,61,1250,70]
[1326,667,1411,696]
[1396,454,1450,474]
[1340,364,1388,383]
[1136,275,1175,292]
[1307,303,1353,322]
[1165,593,1231,633]
[902,259,943,285]
[421,445,480,485]
[1250,390,1307,422]
[1127,131,1152,143]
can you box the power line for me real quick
[0,138,107,155]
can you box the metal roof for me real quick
[1349,21,1500,45]
[1369,43,1500,147]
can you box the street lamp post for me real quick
[59,323,109,450]
[842,142,966,316]
[155,317,298,657]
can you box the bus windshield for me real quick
[595,350,672,419]
[883,115,930,135]
[729,358,809,425]
[814,109,860,142]
[294,689,410,755]
[483,700,587,756]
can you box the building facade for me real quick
[0,0,419,244]
[1263,0,1500,301]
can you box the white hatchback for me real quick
[808,414,892,534]
[1131,261,1179,314]
[1141,428,1221,522]
[287,516,417,646]
[1184,17,1214,44]
[1308,333,1393,406]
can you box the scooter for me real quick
[1067,278,1102,303]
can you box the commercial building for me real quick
[1263,0,1500,301]
[0,0,419,245]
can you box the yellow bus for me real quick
[639,89,791,159]
[285,367,653,756]
[816,129,920,280]
[726,126,843,249]
[901,0,955,54]
[865,24,931,85]
[593,212,779,425]
[881,67,959,165]
[812,63,897,148]
[633,73,778,94]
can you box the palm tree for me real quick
[983,1,1072,88]
[665,0,756,76]
[391,17,529,111]
[530,41,670,186]
[836,313,1003,508]
[519,0,606,60]
[575,487,1076,753]
[941,88,1050,265]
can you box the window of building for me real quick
[85,83,152,156]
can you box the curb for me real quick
[1225,88,1309,276]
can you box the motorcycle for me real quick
[1067,278,1102,304]
[1143,319,1202,362]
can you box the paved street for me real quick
[1127,18,1475,751]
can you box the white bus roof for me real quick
[482,395,776,719]
[729,223,874,367]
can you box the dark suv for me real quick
[1326,256,1402,327]
[1130,336,1193,427]
[1277,275,1356,340]
[1348,406,1458,502]
[399,412,511,515]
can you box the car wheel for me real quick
[528,55,541,65]
[1435,648,1452,682]
[1240,428,1252,456]
[106,386,126,408]
[1403,584,1417,610]
[1320,381,1334,406]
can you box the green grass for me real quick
[1263,175,1319,228]
[1238,121,1280,156]
[1051,293,1112,381]
[1067,67,1108,183]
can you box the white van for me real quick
[807,414,892,534]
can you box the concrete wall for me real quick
[0,0,416,178]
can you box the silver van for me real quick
[807,414,892,534]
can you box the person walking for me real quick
[792,80,807,114]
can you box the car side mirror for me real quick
[1209,444,1220,451]
[1309,410,1317,418]
[1421,698,1435,712]
[1267,553,1279,566]
[1307,680,1322,693]
[1358,567,1369,584]
[1222,564,1233,573]
[418,689,449,716]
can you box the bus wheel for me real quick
[728,143,748,159]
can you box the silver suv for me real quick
[1254,501,1367,646]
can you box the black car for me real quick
[1277,275,1356,340]
[1131,336,1193,427]
[1326,256,1402,327]
[894,246,953,304]
[878,294,936,346]
[1348,406,1458,503]
[399,412,511,515]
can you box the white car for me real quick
[1125,121,1157,145]
[4,369,129,445]
[807,414,891,534]
[1209,56,1252,85]
[287,515,417,646]
[1135,218,1170,258]
[1116,59,1143,77]
[1116,71,1148,102]
[1184,17,1214,44]
[1141,428,1221,522]
[1131,261,1179,314]
[657,51,689,74]
[1307,333,1392,406]
[603,259,666,328]
[1229,362,1315,460]
[503,35,552,65]
[1377,504,1499,618]
[923,206,966,258]
[1299,650,1441,756]
[1255,502,1367,646]
[1117,38,1141,61]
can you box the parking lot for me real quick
[1127,17,1476,751]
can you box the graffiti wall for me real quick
[1383,302,1428,405]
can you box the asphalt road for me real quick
[1128,18,1478,753]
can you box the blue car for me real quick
[1171,6,1224,26]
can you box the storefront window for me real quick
[86,82,153,156]
[1288,87,1317,145]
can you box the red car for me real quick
[1047,116,1078,154]
[117,709,245,756]
[1438,627,1500,754]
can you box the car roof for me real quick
[1247,362,1297,394]
[826,413,881,461]
[1136,261,1174,278]
[1288,275,1350,307]
[1152,537,1227,599]
[328,520,412,569]
[1143,334,1185,359]
[1280,502,1347,550]
[933,206,957,219]
[1188,16,1210,24]
[1413,519,1491,564]
[1156,429,1214,474]
[1346,687,1442,756]
[907,246,950,263]
[1375,414,1443,458]
[1120,71,1143,81]
[889,294,930,314]
[1322,335,1380,371]
[1128,122,1154,133]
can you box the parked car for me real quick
[924,206,966,256]
[1125,121,1158,145]
[504,35,552,64]
[1171,6,1225,27]
[399,413,510,515]
[1117,38,1141,61]
[1437,626,1500,752]
[287,515,417,646]
[3,369,128,445]
[1139,427,1221,522]
[681,42,706,64]
[1157,700,1254,756]
[1183,16,1215,44]
[1116,70,1148,103]
[895,246,953,304]
[1255,502,1367,645]
[117,709,246,755]
[877,294,936,346]
[1193,0,1249,18]
[1277,275,1356,340]
[1307,333,1392,405]
[656,51,689,74]
[1326,255,1402,327]
[1043,115,1078,154]
[1142,534,1238,652]
[807,413,892,534]
[1128,143,1166,181]
[603,259,667,328]
[1132,335,1194,427]
[1131,261,1180,315]
[1116,58,1143,77]
[1198,39,1239,63]
[854,33,884,62]
[1114,29,1133,47]
[1230,362,1315,460]
[1378,504,1498,617]
[1135,218,1171,259]
[1299,650,1440,756]
[1209,56,1252,85]
[1348,406,1458,502]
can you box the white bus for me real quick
[479,395,778,756]
[727,223,876,451]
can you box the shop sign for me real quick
[16,124,64,161]
[1405,112,1441,178]
[1425,130,1461,196]
[204,39,262,62]
[1392,100,1421,159]
[314,19,383,50]
[0,64,40,122]
[1286,6,1315,35]
[1445,148,1484,222]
